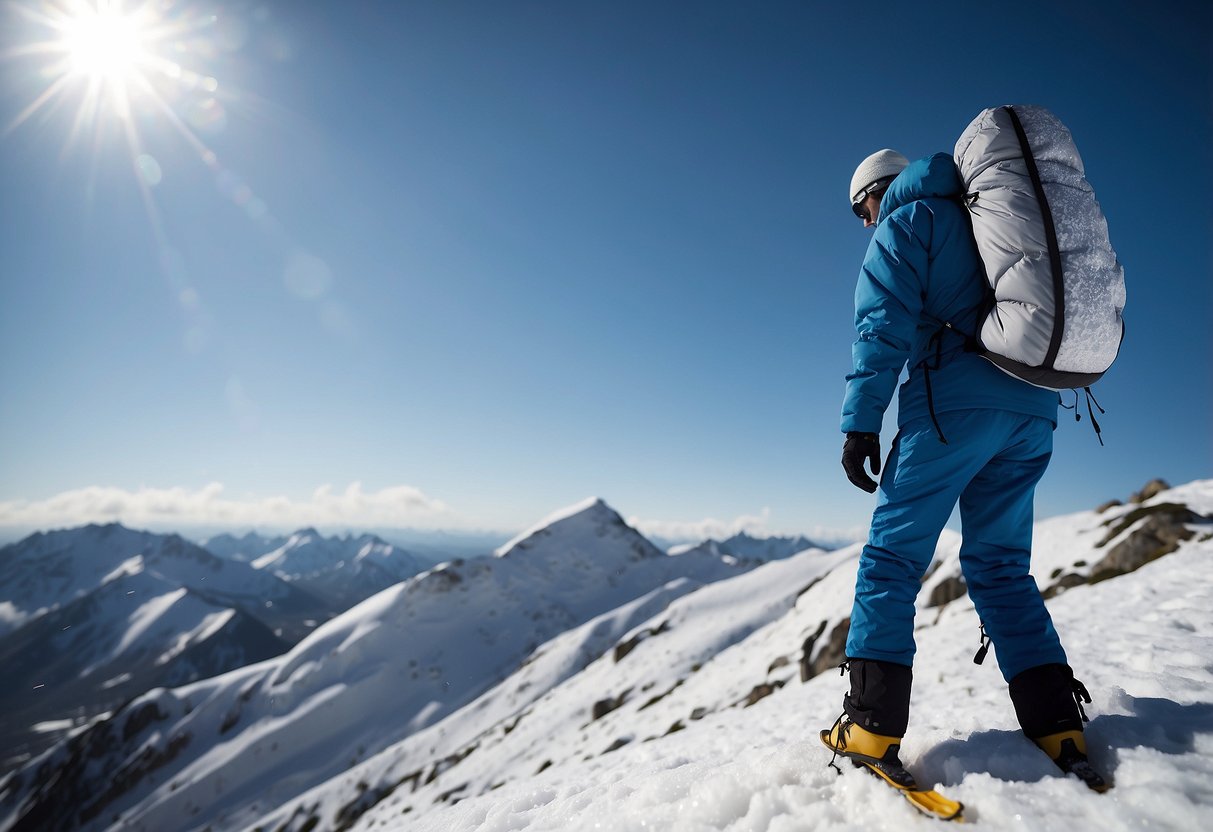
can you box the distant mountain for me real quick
[0,498,755,832]
[199,531,288,562]
[249,529,429,609]
[668,531,826,560]
[718,531,826,559]
[0,568,287,774]
[0,524,330,641]
[201,529,431,610]
[0,524,329,775]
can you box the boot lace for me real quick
[825,712,851,775]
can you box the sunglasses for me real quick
[851,176,895,222]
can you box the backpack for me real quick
[953,105,1125,391]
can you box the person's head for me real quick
[849,149,908,228]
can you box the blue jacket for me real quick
[840,153,1058,434]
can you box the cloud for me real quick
[627,508,774,542]
[0,482,455,532]
[627,508,867,547]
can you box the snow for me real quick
[0,601,25,629]
[155,609,237,666]
[3,482,1211,832]
[30,719,74,733]
[101,554,145,585]
[114,588,189,656]
[401,536,1213,832]
[494,496,606,556]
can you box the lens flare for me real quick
[62,2,147,82]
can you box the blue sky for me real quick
[0,0,1209,540]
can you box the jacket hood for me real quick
[878,152,964,222]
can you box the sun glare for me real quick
[5,0,274,243]
[4,0,222,137]
[62,3,148,84]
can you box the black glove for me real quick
[842,432,881,493]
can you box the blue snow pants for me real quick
[845,409,1068,683]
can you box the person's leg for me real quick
[956,414,1065,683]
[847,414,995,667]
[843,412,998,738]
[956,415,1106,787]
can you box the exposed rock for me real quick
[927,574,967,608]
[1091,506,1201,584]
[798,618,852,683]
[1097,503,1196,548]
[767,655,791,674]
[613,620,671,663]
[1041,572,1088,600]
[423,743,478,786]
[798,621,827,683]
[1096,499,1123,513]
[739,680,786,708]
[809,619,851,680]
[591,689,631,721]
[603,737,632,754]
[638,679,683,711]
[1130,479,1170,504]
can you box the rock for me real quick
[1095,499,1123,513]
[1130,479,1170,504]
[1090,506,1200,584]
[740,680,785,708]
[800,619,850,682]
[591,689,630,721]
[926,574,967,608]
[1041,572,1088,600]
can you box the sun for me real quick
[4,0,215,137]
[60,2,150,86]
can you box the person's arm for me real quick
[840,204,933,435]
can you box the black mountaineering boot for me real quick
[1009,663,1111,792]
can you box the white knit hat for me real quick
[849,149,909,205]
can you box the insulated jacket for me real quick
[840,153,1058,435]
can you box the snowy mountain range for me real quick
[0,525,332,773]
[200,528,434,608]
[198,531,290,562]
[668,531,826,561]
[2,481,1211,831]
[247,528,432,609]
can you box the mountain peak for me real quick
[493,497,623,558]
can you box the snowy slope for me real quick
[364,481,1213,832]
[248,544,858,832]
[0,499,754,832]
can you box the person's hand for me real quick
[842,432,881,493]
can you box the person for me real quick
[819,148,1108,791]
